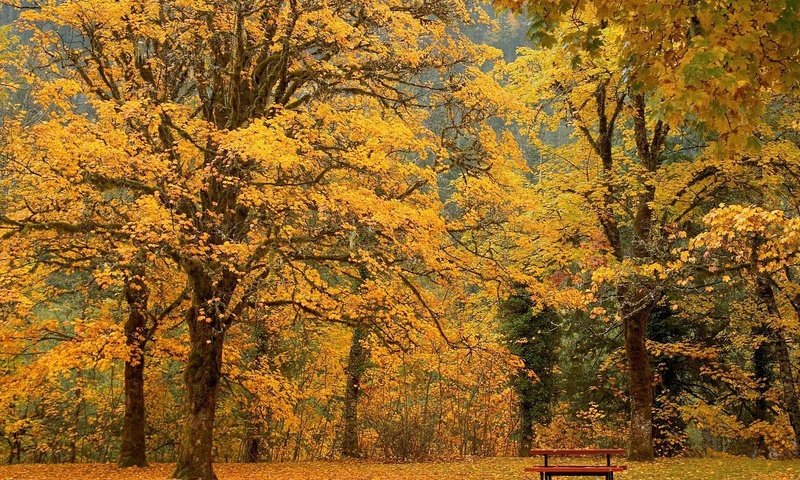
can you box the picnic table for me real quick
[525,449,627,479]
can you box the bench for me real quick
[525,449,627,479]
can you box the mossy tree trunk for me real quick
[172,266,236,480]
[118,273,150,468]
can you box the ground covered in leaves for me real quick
[1,457,799,479]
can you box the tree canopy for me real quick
[1,1,800,478]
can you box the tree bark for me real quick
[518,393,535,457]
[69,387,82,463]
[341,326,369,458]
[172,272,227,480]
[773,332,800,456]
[752,322,773,458]
[242,325,273,463]
[118,274,150,467]
[623,297,655,461]
[756,276,800,456]
[244,435,260,463]
[620,93,666,462]
[243,416,261,463]
[7,433,21,464]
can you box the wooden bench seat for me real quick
[526,448,627,479]
[525,465,627,473]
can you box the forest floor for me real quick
[0,456,799,479]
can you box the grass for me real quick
[0,457,799,479]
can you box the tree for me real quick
[7,1,520,477]
[341,325,370,458]
[693,205,800,456]
[497,288,560,456]
[497,0,800,458]
[499,12,799,457]
[502,22,673,459]
[1,98,187,467]
[496,0,800,147]
[118,262,187,467]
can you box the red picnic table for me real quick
[525,449,627,480]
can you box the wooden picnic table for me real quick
[525,449,627,479]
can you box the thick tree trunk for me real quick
[341,326,369,458]
[118,275,149,468]
[623,299,655,461]
[119,347,148,467]
[172,278,226,480]
[621,94,665,462]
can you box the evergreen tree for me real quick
[498,289,560,456]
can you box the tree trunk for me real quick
[118,274,150,468]
[69,387,82,463]
[341,326,369,458]
[7,433,21,464]
[243,417,261,463]
[649,307,689,457]
[752,322,772,458]
[623,299,655,461]
[756,276,800,456]
[773,333,800,456]
[172,276,226,480]
[244,436,260,463]
[518,393,535,457]
[621,94,665,462]
[242,325,272,463]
